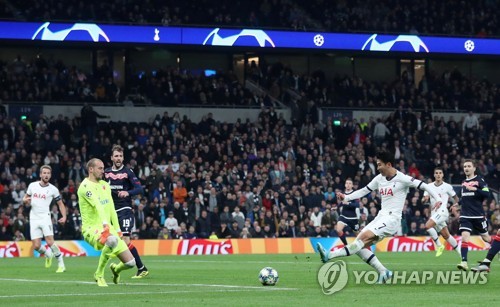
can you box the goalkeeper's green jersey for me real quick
[77,178,119,229]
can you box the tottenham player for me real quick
[457,159,491,271]
[316,151,443,283]
[105,145,149,278]
[336,179,359,245]
[421,167,460,258]
[23,165,67,272]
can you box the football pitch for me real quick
[0,251,497,306]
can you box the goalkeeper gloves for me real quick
[99,224,110,244]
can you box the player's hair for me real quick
[434,166,444,173]
[376,150,394,165]
[86,158,101,170]
[345,178,353,183]
[463,159,476,167]
[40,165,52,173]
[111,144,124,154]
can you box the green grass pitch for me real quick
[0,251,497,306]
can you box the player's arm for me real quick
[418,182,442,209]
[118,169,143,198]
[23,184,32,204]
[339,187,371,202]
[475,180,491,197]
[23,193,31,205]
[55,199,67,224]
[339,178,378,202]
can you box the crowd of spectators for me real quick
[0,55,277,107]
[5,0,310,31]
[0,104,498,242]
[259,61,499,113]
[4,0,500,37]
[298,0,500,37]
[2,53,499,114]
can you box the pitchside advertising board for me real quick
[0,236,488,257]
[1,21,500,55]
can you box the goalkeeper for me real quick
[77,158,136,287]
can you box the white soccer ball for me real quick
[258,267,279,286]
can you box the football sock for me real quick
[427,228,442,247]
[96,245,113,276]
[37,245,49,256]
[446,236,461,256]
[115,259,136,273]
[338,231,348,245]
[328,239,364,259]
[129,243,146,270]
[461,242,468,262]
[51,244,65,266]
[483,236,500,264]
[356,248,387,274]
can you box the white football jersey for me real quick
[346,171,424,217]
[424,181,456,209]
[26,181,61,219]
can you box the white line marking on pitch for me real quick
[147,259,448,266]
[0,288,278,299]
[0,278,297,293]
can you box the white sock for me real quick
[427,228,442,247]
[356,248,387,274]
[40,246,53,257]
[51,244,65,266]
[328,239,364,259]
[446,236,461,256]
[37,245,48,255]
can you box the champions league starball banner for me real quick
[1,21,500,55]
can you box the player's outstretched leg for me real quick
[472,233,500,273]
[128,242,149,278]
[317,239,365,263]
[356,248,392,284]
[316,242,329,263]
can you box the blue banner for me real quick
[0,21,497,56]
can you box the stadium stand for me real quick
[0,106,498,240]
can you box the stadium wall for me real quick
[0,236,488,258]
[33,105,487,125]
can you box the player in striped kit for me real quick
[457,159,491,271]
[23,165,67,273]
[336,179,359,245]
[105,145,149,278]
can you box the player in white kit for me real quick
[23,165,67,272]
[316,151,443,283]
[422,167,460,258]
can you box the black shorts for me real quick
[338,216,360,232]
[117,210,135,236]
[459,217,488,235]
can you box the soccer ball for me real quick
[258,267,279,286]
